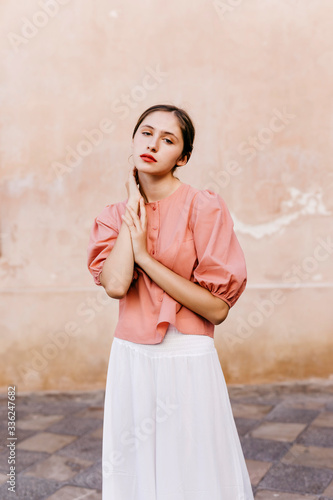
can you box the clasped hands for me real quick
[121,198,150,266]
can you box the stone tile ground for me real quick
[0,380,333,499]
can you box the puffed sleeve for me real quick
[189,190,247,308]
[87,203,139,286]
[87,204,120,286]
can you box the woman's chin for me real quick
[137,165,159,174]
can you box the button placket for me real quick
[150,202,159,256]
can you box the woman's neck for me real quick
[138,174,181,203]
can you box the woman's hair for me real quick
[132,104,195,174]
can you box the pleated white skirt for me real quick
[102,323,254,500]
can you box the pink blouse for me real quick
[87,182,247,344]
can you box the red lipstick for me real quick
[140,154,157,162]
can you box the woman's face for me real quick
[132,111,187,177]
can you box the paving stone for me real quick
[240,436,291,462]
[17,432,77,453]
[16,398,88,417]
[281,444,333,470]
[0,421,9,436]
[23,453,93,481]
[323,479,333,497]
[0,473,7,486]
[255,491,317,499]
[250,422,307,442]
[230,402,274,419]
[46,417,103,436]
[56,434,102,462]
[69,458,102,490]
[45,485,101,500]
[0,422,36,445]
[0,476,62,500]
[16,414,64,431]
[228,384,284,401]
[264,405,319,424]
[90,427,103,439]
[284,399,327,410]
[297,426,333,448]
[0,410,8,421]
[0,449,49,474]
[301,384,333,396]
[0,421,9,434]
[234,418,260,436]
[281,392,333,405]
[73,406,104,420]
[18,392,103,406]
[16,392,102,417]
[230,381,333,401]
[245,459,272,486]
[312,412,333,428]
[259,462,333,495]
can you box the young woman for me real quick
[87,104,254,499]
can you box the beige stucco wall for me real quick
[1,0,332,392]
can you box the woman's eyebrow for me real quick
[140,124,178,141]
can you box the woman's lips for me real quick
[140,155,156,162]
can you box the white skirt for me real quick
[102,323,254,500]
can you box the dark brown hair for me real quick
[132,104,195,174]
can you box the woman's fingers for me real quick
[126,204,138,220]
[121,213,131,226]
[125,205,140,229]
[125,199,147,232]
[122,208,135,225]
[127,198,147,230]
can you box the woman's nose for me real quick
[148,138,158,151]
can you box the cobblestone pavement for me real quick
[0,380,333,499]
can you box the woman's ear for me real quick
[176,154,188,167]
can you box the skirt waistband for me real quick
[113,324,215,357]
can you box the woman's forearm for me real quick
[137,254,229,325]
[100,206,137,298]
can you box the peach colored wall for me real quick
[1,0,332,392]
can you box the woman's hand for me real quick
[121,197,149,265]
[125,165,141,213]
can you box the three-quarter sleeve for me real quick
[189,190,247,308]
[87,204,121,286]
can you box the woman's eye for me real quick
[141,131,172,144]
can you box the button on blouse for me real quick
[87,182,247,344]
